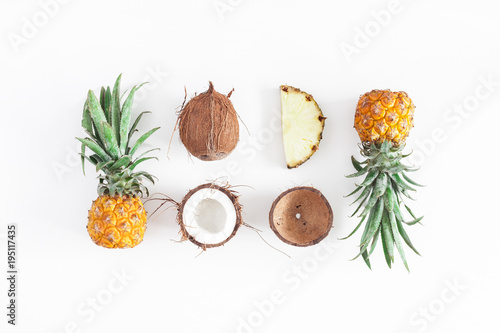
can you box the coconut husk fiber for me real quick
[178,82,239,161]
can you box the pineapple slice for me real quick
[280,85,326,168]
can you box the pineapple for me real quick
[344,89,423,271]
[77,75,160,249]
[280,85,325,168]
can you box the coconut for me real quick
[177,183,242,249]
[177,82,239,161]
[269,187,333,247]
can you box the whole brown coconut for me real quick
[269,187,333,247]
[178,82,239,161]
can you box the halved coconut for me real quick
[178,183,242,249]
[269,187,333,246]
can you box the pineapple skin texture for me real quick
[87,195,147,249]
[354,90,415,146]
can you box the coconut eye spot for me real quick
[270,187,333,246]
[194,198,226,234]
[215,152,227,159]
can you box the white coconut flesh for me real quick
[182,187,237,245]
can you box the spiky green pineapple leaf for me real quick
[76,137,111,162]
[135,148,161,160]
[99,87,106,113]
[369,226,381,256]
[127,111,151,147]
[351,209,375,261]
[350,186,371,207]
[352,199,384,262]
[96,160,114,173]
[82,100,93,134]
[80,143,87,175]
[395,216,420,256]
[128,127,160,156]
[89,154,102,165]
[402,216,424,226]
[98,122,120,159]
[346,167,369,178]
[381,212,394,267]
[359,190,379,218]
[83,129,105,151]
[110,156,131,170]
[104,86,112,121]
[80,153,98,168]
[360,198,384,247]
[389,211,409,272]
[350,193,369,218]
[130,157,158,171]
[360,169,379,186]
[391,173,416,191]
[86,90,107,126]
[401,189,416,201]
[111,74,122,141]
[91,121,104,149]
[383,185,395,212]
[134,171,157,184]
[86,90,111,153]
[351,156,363,171]
[402,172,425,187]
[119,82,147,154]
[361,250,371,269]
[345,184,363,198]
[374,172,388,197]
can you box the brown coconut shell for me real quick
[178,82,239,161]
[269,187,333,247]
[177,183,242,249]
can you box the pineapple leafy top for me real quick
[344,140,424,271]
[77,74,160,197]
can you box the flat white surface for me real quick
[1,0,499,332]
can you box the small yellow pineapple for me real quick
[354,90,415,146]
[77,75,160,249]
[87,195,147,248]
[344,89,423,271]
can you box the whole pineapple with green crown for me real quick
[77,74,160,249]
[344,89,423,271]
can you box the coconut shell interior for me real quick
[269,187,333,247]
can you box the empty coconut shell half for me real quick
[177,82,239,161]
[269,187,333,247]
[177,183,243,249]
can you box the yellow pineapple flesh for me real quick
[354,90,415,146]
[87,195,147,249]
[280,85,325,168]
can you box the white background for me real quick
[1,0,500,332]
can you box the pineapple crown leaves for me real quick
[343,140,424,271]
[76,74,160,197]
